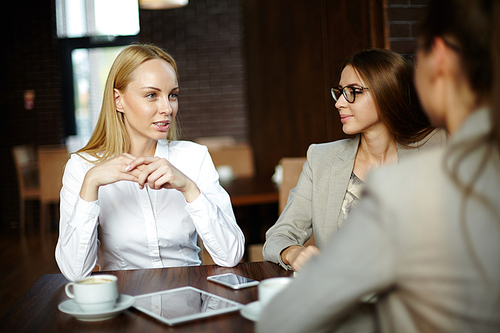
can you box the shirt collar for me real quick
[155,139,169,159]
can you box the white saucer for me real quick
[58,294,135,321]
[240,301,262,322]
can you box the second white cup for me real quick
[258,277,292,308]
[65,274,119,313]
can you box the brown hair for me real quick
[418,0,499,151]
[78,43,180,163]
[342,48,434,146]
[417,0,500,279]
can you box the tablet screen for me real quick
[133,286,243,325]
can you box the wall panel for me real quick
[243,0,387,177]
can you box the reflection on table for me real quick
[1,261,292,333]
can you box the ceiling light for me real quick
[139,0,188,10]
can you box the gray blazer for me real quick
[258,109,500,333]
[263,129,447,268]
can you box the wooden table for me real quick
[221,177,279,207]
[1,262,291,333]
[221,177,279,247]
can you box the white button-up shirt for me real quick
[56,140,245,281]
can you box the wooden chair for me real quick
[37,145,69,232]
[248,157,314,262]
[278,157,307,214]
[280,157,315,247]
[194,139,255,264]
[208,143,255,179]
[198,236,215,265]
[12,145,41,233]
[194,136,236,150]
[195,136,255,179]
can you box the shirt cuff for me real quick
[271,241,304,271]
[278,245,295,271]
[70,195,100,229]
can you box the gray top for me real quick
[258,109,500,333]
[338,172,364,228]
[263,129,448,269]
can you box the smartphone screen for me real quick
[207,273,259,289]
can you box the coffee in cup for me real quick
[65,274,118,312]
[258,277,292,308]
[76,277,115,285]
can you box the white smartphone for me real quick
[207,273,259,289]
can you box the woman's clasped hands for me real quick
[126,155,201,202]
[81,153,200,203]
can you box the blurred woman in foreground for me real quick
[258,0,500,332]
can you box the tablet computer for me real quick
[133,286,243,325]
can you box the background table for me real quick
[1,261,291,333]
[222,177,279,248]
[222,177,279,207]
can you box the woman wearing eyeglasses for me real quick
[259,0,500,331]
[263,48,447,272]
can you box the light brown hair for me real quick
[78,44,180,163]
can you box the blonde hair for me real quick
[78,44,180,163]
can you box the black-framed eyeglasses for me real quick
[331,86,370,103]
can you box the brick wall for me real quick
[0,0,63,230]
[0,0,248,230]
[138,0,248,142]
[387,0,429,56]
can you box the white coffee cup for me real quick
[65,274,119,312]
[258,277,292,308]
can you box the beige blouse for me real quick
[338,172,364,228]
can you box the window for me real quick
[56,0,140,151]
[71,46,126,148]
[56,0,139,38]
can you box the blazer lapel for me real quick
[323,136,359,244]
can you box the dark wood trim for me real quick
[243,0,385,177]
[370,0,389,49]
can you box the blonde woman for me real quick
[56,44,244,281]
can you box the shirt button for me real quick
[80,245,85,250]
